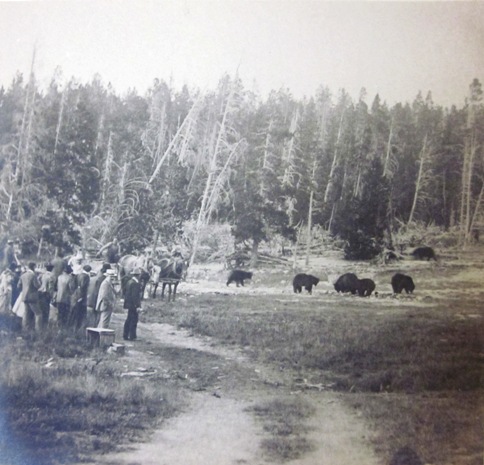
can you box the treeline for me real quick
[0,68,483,261]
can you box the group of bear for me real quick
[293,271,415,296]
[226,246,436,296]
[226,268,415,296]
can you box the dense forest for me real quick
[0,64,483,263]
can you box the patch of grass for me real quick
[349,391,484,465]
[249,397,314,461]
[147,294,484,394]
[0,330,179,465]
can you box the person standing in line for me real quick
[96,269,117,329]
[0,263,15,314]
[55,265,74,330]
[87,263,111,327]
[18,262,41,332]
[69,265,91,331]
[123,268,142,341]
[38,263,54,329]
[10,264,22,309]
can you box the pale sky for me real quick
[1,0,483,107]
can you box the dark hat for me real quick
[65,265,73,274]
[83,265,92,272]
[100,263,112,272]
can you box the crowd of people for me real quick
[0,238,144,341]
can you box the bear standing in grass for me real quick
[292,273,320,294]
[356,278,376,297]
[226,270,253,287]
[334,272,359,294]
[391,273,415,294]
[411,246,436,261]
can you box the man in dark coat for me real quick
[123,268,142,341]
[69,265,91,331]
[11,264,22,308]
[38,263,54,329]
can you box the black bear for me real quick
[391,273,415,294]
[334,273,359,294]
[293,273,320,294]
[227,269,253,287]
[357,278,376,297]
[411,246,436,261]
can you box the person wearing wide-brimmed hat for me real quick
[123,268,142,340]
[95,268,117,329]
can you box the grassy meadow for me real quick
[0,247,482,465]
[143,250,484,465]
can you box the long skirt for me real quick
[0,288,12,314]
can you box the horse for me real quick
[118,254,151,298]
[150,257,187,302]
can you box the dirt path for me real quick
[98,317,381,465]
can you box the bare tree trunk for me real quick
[353,164,362,198]
[259,120,273,197]
[54,88,67,155]
[383,118,394,177]
[465,136,477,241]
[292,224,302,270]
[408,134,428,224]
[189,91,236,268]
[468,179,484,242]
[281,110,299,187]
[100,132,114,208]
[305,190,314,266]
[328,202,337,233]
[324,111,344,203]
[148,97,202,185]
[460,89,480,243]
[459,135,478,243]
[7,48,36,221]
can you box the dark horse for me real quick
[150,257,187,302]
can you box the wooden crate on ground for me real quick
[86,327,115,347]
